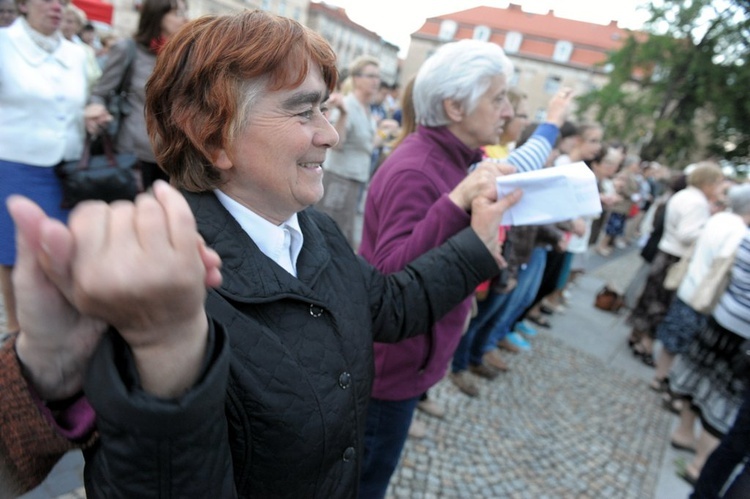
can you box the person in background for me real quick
[588,145,625,248]
[651,184,750,410]
[449,89,573,395]
[78,20,96,47]
[669,226,750,486]
[358,40,516,498]
[450,120,570,397]
[523,124,601,328]
[0,0,88,334]
[0,10,521,497]
[628,162,724,365]
[84,0,188,189]
[317,55,381,249]
[94,31,118,68]
[0,0,17,27]
[60,4,101,93]
[691,387,750,498]
[596,154,641,256]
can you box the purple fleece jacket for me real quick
[359,125,482,400]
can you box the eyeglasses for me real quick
[354,73,381,80]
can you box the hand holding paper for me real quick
[495,162,602,226]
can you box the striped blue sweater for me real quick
[714,227,750,338]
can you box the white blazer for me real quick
[0,19,87,167]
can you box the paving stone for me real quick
[385,331,673,498]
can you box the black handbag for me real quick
[56,133,141,209]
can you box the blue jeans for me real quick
[451,290,510,372]
[484,247,547,351]
[359,396,420,499]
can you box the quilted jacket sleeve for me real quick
[83,320,237,498]
[365,227,499,343]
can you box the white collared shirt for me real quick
[214,190,303,277]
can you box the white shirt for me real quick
[677,211,747,304]
[214,190,303,277]
[0,19,87,166]
[658,186,711,258]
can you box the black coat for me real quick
[83,191,498,498]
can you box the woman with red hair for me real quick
[0,10,520,497]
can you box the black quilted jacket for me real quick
[83,191,498,498]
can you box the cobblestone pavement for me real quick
[12,246,692,498]
[387,333,673,498]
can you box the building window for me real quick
[509,68,520,86]
[438,20,457,42]
[260,0,270,10]
[544,75,562,94]
[292,7,301,20]
[534,107,547,122]
[552,40,573,63]
[278,0,286,16]
[504,31,522,53]
[473,25,491,42]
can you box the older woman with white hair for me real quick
[358,39,544,498]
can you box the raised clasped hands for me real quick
[448,162,522,267]
[10,181,223,399]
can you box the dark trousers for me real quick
[692,388,750,498]
[359,396,419,499]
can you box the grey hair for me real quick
[413,39,513,127]
[727,183,750,216]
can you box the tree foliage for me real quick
[577,0,750,167]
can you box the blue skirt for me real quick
[0,159,69,265]
[656,296,708,354]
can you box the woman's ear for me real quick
[212,148,233,171]
[443,99,465,123]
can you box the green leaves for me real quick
[576,0,749,168]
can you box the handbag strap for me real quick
[77,133,119,170]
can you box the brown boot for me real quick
[449,371,479,397]
[469,363,499,380]
[416,398,445,419]
[482,350,510,372]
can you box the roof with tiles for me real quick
[415,3,635,69]
[309,2,380,39]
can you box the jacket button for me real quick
[309,304,324,317]
[338,372,351,389]
[342,446,356,462]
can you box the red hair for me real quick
[145,10,338,191]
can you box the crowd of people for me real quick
[0,3,748,499]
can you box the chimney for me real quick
[508,3,521,11]
[548,9,555,17]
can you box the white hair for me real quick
[728,183,750,215]
[413,39,514,127]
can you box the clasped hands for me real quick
[448,162,522,268]
[9,181,222,400]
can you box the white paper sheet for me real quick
[495,162,602,226]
